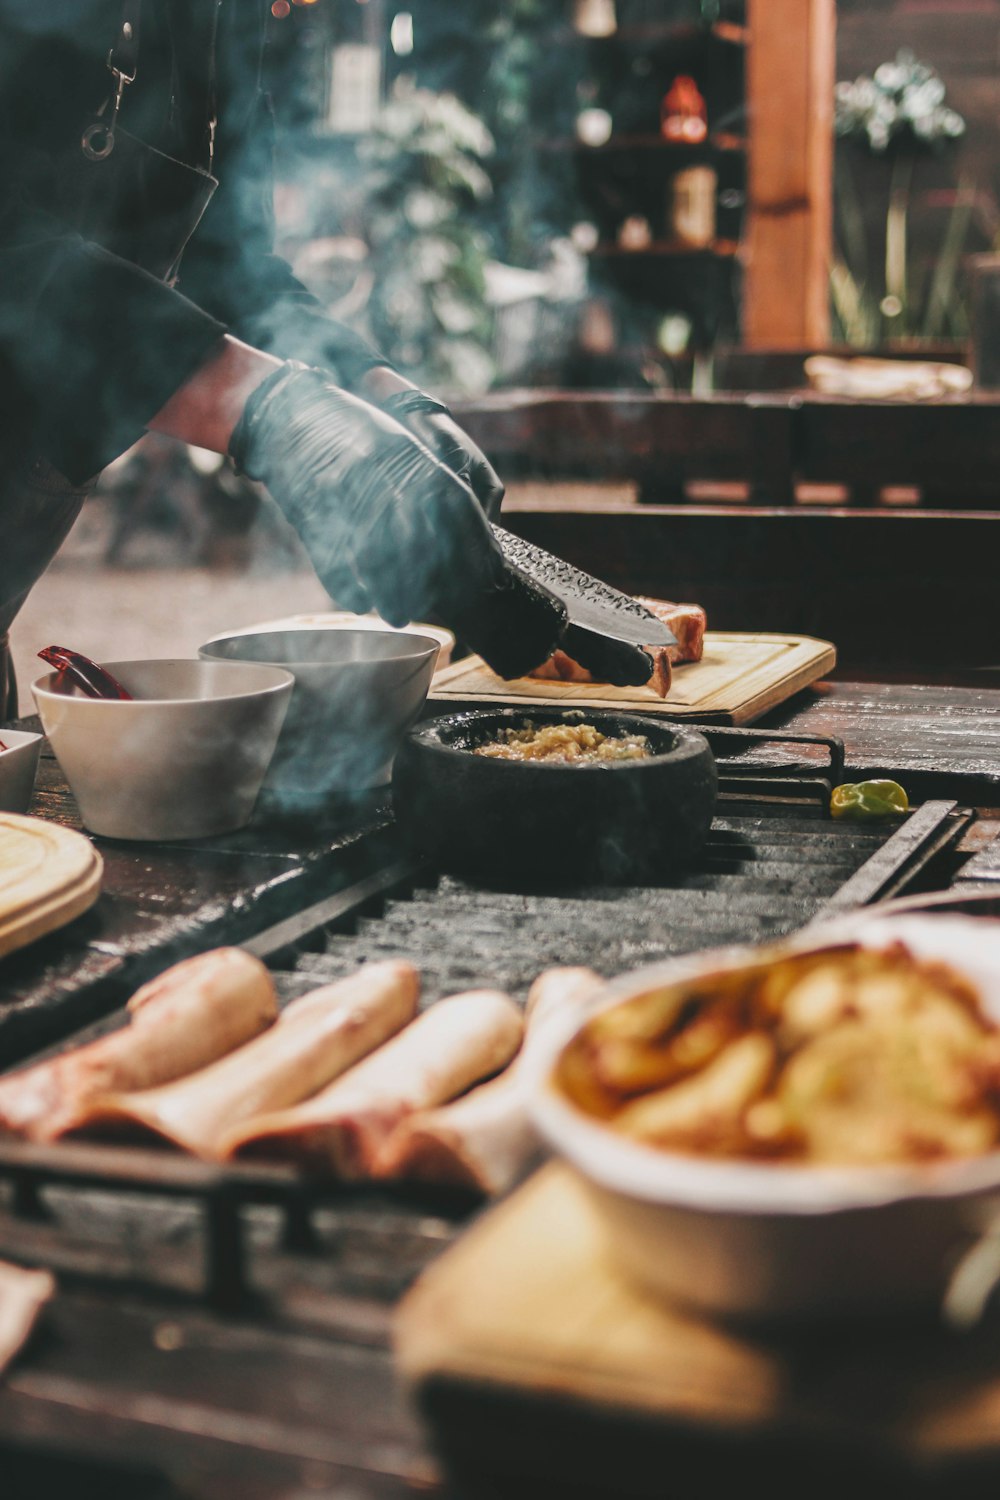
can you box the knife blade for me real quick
[491,525,676,688]
[492,526,677,650]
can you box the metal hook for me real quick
[81,57,133,161]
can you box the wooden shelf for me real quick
[574,132,747,154]
[573,20,748,48]
[593,239,741,258]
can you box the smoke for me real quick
[0,4,685,679]
[199,626,440,816]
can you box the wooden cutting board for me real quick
[0,814,102,960]
[429,632,836,725]
[395,1164,1000,1496]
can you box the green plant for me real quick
[832,49,968,344]
[355,81,497,395]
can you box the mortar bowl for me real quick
[392,707,717,886]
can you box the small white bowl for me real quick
[0,730,43,814]
[527,913,1000,1324]
[199,626,440,805]
[33,659,293,841]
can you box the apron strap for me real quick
[109,1,143,86]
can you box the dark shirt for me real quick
[0,0,384,483]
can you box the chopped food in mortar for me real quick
[474,723,651,763]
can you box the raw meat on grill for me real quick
[0,949,277,1142]
[0,1260,54,1377]
[73,961,420,1159]
[224,990,524,1177]
[375,967,606,1196]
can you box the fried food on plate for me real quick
[556,942,1000,1166]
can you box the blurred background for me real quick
[13,0,1000,705]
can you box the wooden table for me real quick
[502,499,1000,679]
[0,681,999,1500]
[453,389,1000,678]
[454,387,1000,507]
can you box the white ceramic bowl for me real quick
[0,729,43,814]
[205,612,455,672]
[527,913,1000,1324]
[199,626,440,806]
[32,659,293,841]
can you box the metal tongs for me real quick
[38,646,132,700]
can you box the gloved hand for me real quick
[230,364,566,677]
[378,387,505,522]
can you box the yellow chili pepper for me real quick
[830,779,909,821]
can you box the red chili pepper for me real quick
[38,646,133,701]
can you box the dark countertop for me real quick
[1,678,999,1500]
[0,723,402,1067]
[760,679,1000,805]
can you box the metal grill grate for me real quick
[0,795,971,1319]
[282,804,952,1003]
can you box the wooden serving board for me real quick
[396,1164,1000,1497]
[429,632,836,726]
[0,814,102,960]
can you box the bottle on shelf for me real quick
[670,165,717,248]
[660,75,708,143]
[617,214,653,250]
[573,0,618,38]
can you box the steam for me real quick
[199,627,440,816]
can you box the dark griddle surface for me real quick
[0,733,398,1067]
[287,808,897,1001]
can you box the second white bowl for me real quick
[199,627,440,804]
[0,729,43,814]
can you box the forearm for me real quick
[148,335,283,454]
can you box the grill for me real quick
[0,722,984,1500]
[281,805,961,999]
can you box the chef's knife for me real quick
[491,524,677,687]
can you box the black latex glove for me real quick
[230,364,566,677]
[378,387,505,522]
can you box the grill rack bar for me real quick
[692,723,846,786]
[815,799,962,915]
[0,1137,470,1314]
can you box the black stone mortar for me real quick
[392,707,718,887]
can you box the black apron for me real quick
[1,0,218,719]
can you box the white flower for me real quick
[835,49,965,153]
[404,189,449,230]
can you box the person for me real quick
[0,1,566,716]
